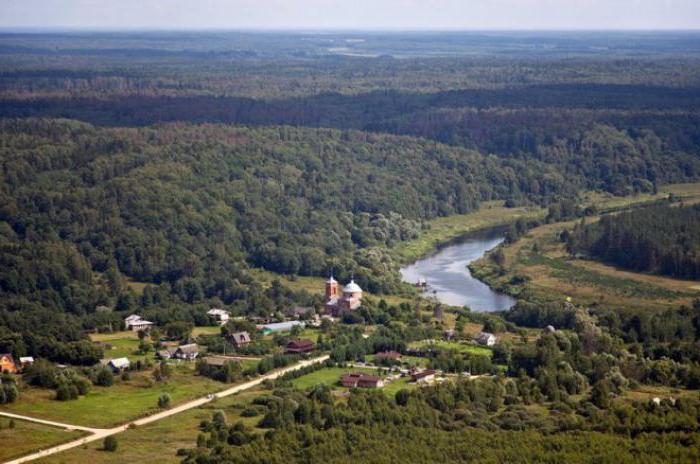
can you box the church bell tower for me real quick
[325,273,338,301]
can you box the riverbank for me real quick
[469,183,700,313]
[393,183,700,267]
[399,232,516,311]
[392,200,546,264]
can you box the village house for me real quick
[105,357,130,373]
[411,369,437,383]
[0,354,17,374]
[207,308,230,325]
[285,339,315,354]
[340,372,384,388]
[474,332,498,347]
[173,343,199,360]
[324,274,363,316]
[227,331,251,349]
[124,314,154,332]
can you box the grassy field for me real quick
[381,376,414,397]
[365,354,428,367]
[192,326,222,337]
[393,200,546,263]
[91,331,151,362]
[470,183,700,313]
[0,419,86,463]
[580,182,700,212]
[408,340,494,357]
[290,366,381,390]
[34,390,266,464]
[0,366,225,428]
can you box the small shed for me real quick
[474,332,498,347]
[106,357,130,373]
[157,348,177,360]
[174,343,199,360]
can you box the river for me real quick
[399,231,516,312]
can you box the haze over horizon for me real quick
[2,0,700,31]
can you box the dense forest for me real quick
[567,204,700,279]
[2,31,700,463]
[2,31,700,365]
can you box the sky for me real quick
[1,0,699,30]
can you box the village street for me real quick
[1,355,330,464]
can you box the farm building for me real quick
[474,332,497,346]
[105,357,130,373]
[173,343,199,360]
[259,321,304,334]
[340,372,384,388]
[411,369,437,383]
[285,339,315,354]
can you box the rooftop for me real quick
[343,279,362,293]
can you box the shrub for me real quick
[240,408,259,417]
[103,436,118,452]
[55,383,77,401]
[96,368,114,387]
[158,393,171,408]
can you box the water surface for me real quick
[400,233,516,312]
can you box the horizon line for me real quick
[1,26,700,34]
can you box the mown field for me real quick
[0,366,225,428]
[408,340,494,357]
[290,366,381,390]
[33,390,266,464]
[90,331,150,362]
[365,354,429,367]
[470,182,700,313]
[0,418,86,463]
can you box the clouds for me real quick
[1,0,699,30]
